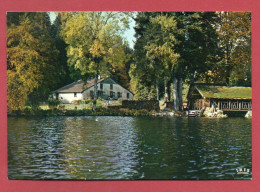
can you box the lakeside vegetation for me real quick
[9,107,153,117]
[7,12,251,114]
[7,98,153,117]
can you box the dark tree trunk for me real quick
[178,77,183,111]
[92,58,100,111]
[164,79,168,102]
[173,76,179,111]
[187,75,195,110]
[156,81,159,101]
[167,82,171,101]
[225,45,231,85]
[92,73,98,111]
[225,65,232,86]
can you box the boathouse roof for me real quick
[188,84,252,100]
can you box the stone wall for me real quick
[122,100,160,111]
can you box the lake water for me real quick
[8,116,252,180]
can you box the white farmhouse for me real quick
[53,77,134,103]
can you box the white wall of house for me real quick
[83,82,133,100]
[56,92,83,104]
[53,79,133,104]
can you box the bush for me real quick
[84,100,91,104]
[19,107,46,116]
[97,97,104,101]
[48,99,61,109]
[8,106,154,117]
[73,100,83,105]
[122,100,160,111]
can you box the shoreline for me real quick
[7,108,251,118]
[7,108,154,117]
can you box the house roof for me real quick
[54,78,105,93]
[54,77,134,94]
[195,85,252,99]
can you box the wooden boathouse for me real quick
[187,83,252,112]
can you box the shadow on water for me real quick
[8,116,251,180]
[223,111,248,117]
[128,117,251,180]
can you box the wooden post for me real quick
[239,101,241,110]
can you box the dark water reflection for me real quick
[8,116,251,180]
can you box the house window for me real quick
[127,93,130,99]
[74,93,77,97]
[110,91,115,98]
[90,91,94,99]
[110,84,113,90]
[117,92,122,98]
[98,90,103,97]
[100,83,103,89]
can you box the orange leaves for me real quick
[7,12,59,112]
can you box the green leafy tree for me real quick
[145,14,180,109]
[131,12,164,101]
[132,12,220,110]
[50,13,75,86]
[173,12,220,109]
[60,12,132,110]
[110,42,133,89]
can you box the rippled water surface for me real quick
[8,116,251,180]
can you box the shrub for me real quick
[48,99,61,109]
[84,100,91,104]
[97,97,104,101]
[73,100,82,105]
[122,100,160,111]
[8,106,154,117]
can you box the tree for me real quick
[109,42,133,89]
[144,14,180,109]
[132,12,220,110]
[7,12,59,112]
[50,13,73,87]
[131,12,165,101]
[60,12,132,110]
[215,12,251,86]
[174,12,220,109]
